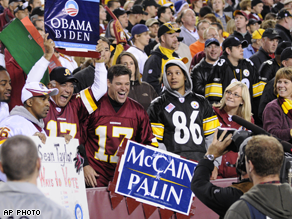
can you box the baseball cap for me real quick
[50,67,78,84]
[222,36,248,51]
[14,1,31,14]
[233,10,248,19]
[247,19,262,26]
[277,8,292,19]
[129,24,149,41]
[146,18,159,27]
[142,0,160,8]
[251,0,263,7]
[21,82,58,103]
[262,28,281,40]
[113,8,130,18]
[205,38,220,47]
[158,0,173,7]
[275,41,292,55]
[252,28,265,40]
[9,0,23,5]
[158,23,181,38]
[284,0,292,5]
[281,47,292,61]
[30,6,44,17]
[129,5,148,15]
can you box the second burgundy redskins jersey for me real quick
[85,93,158,187]
[44,87,97,144]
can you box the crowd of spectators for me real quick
[0,0,292,217]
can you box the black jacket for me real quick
[275,24,292,43]
[205,55,260,104]
[250,47,271,73]
[259,58,281,83]
[231,30,252,45]
[261,5,271,19]
[144,39,158,56]
[205,55,263,125]
[142,47,179,94]
[191,58,214,96]
[191,158,253,219]
[258,77,277,122]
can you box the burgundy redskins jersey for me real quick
[44,87,97,144]
[85,93,158,187]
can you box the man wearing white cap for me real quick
[127,24,150,74]
[0,81,58,143]
[0,34,56,143]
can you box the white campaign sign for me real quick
[32,136,89,219]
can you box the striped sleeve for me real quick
[205,83,223,98]
[80,88,98,114]
[253,81,266,98]
[203,115,220,135]
[150,137,159,147]
[150,123,164,141]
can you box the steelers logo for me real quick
[243,69,249,77]
[191,101,199,109]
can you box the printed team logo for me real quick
[235,69,240,74]
[165,103,175,113]
[75,203,83,219]
[148,69,153,74]
[191,101,199,109]
[39,82,46,89]
[243,69,249,77]
[64,68,71,76]
[179,97,185,103]
[65,0,79,17]
[120,31,126,40]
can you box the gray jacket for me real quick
[225,183,292,219]
[179,25,198,46]
[0,182,73,218]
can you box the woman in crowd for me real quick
[226,19,235,35]
[263,68,292,143]
[124,0,134,11]
[99,5,107,36]
[213,81,253,178]
[116,52,158,110]
[192,0,203,16]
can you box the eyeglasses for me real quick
[225,90,242,98]
[207,34,219,38]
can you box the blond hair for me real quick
[203,26,218,39]
[239,0,251,10]
[226,19,236,34]
[213,81,252,122]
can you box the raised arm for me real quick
[26,34,55,83]
[91,40,108,102]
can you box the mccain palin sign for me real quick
[115,140,198,215]
[44,0,99,51]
